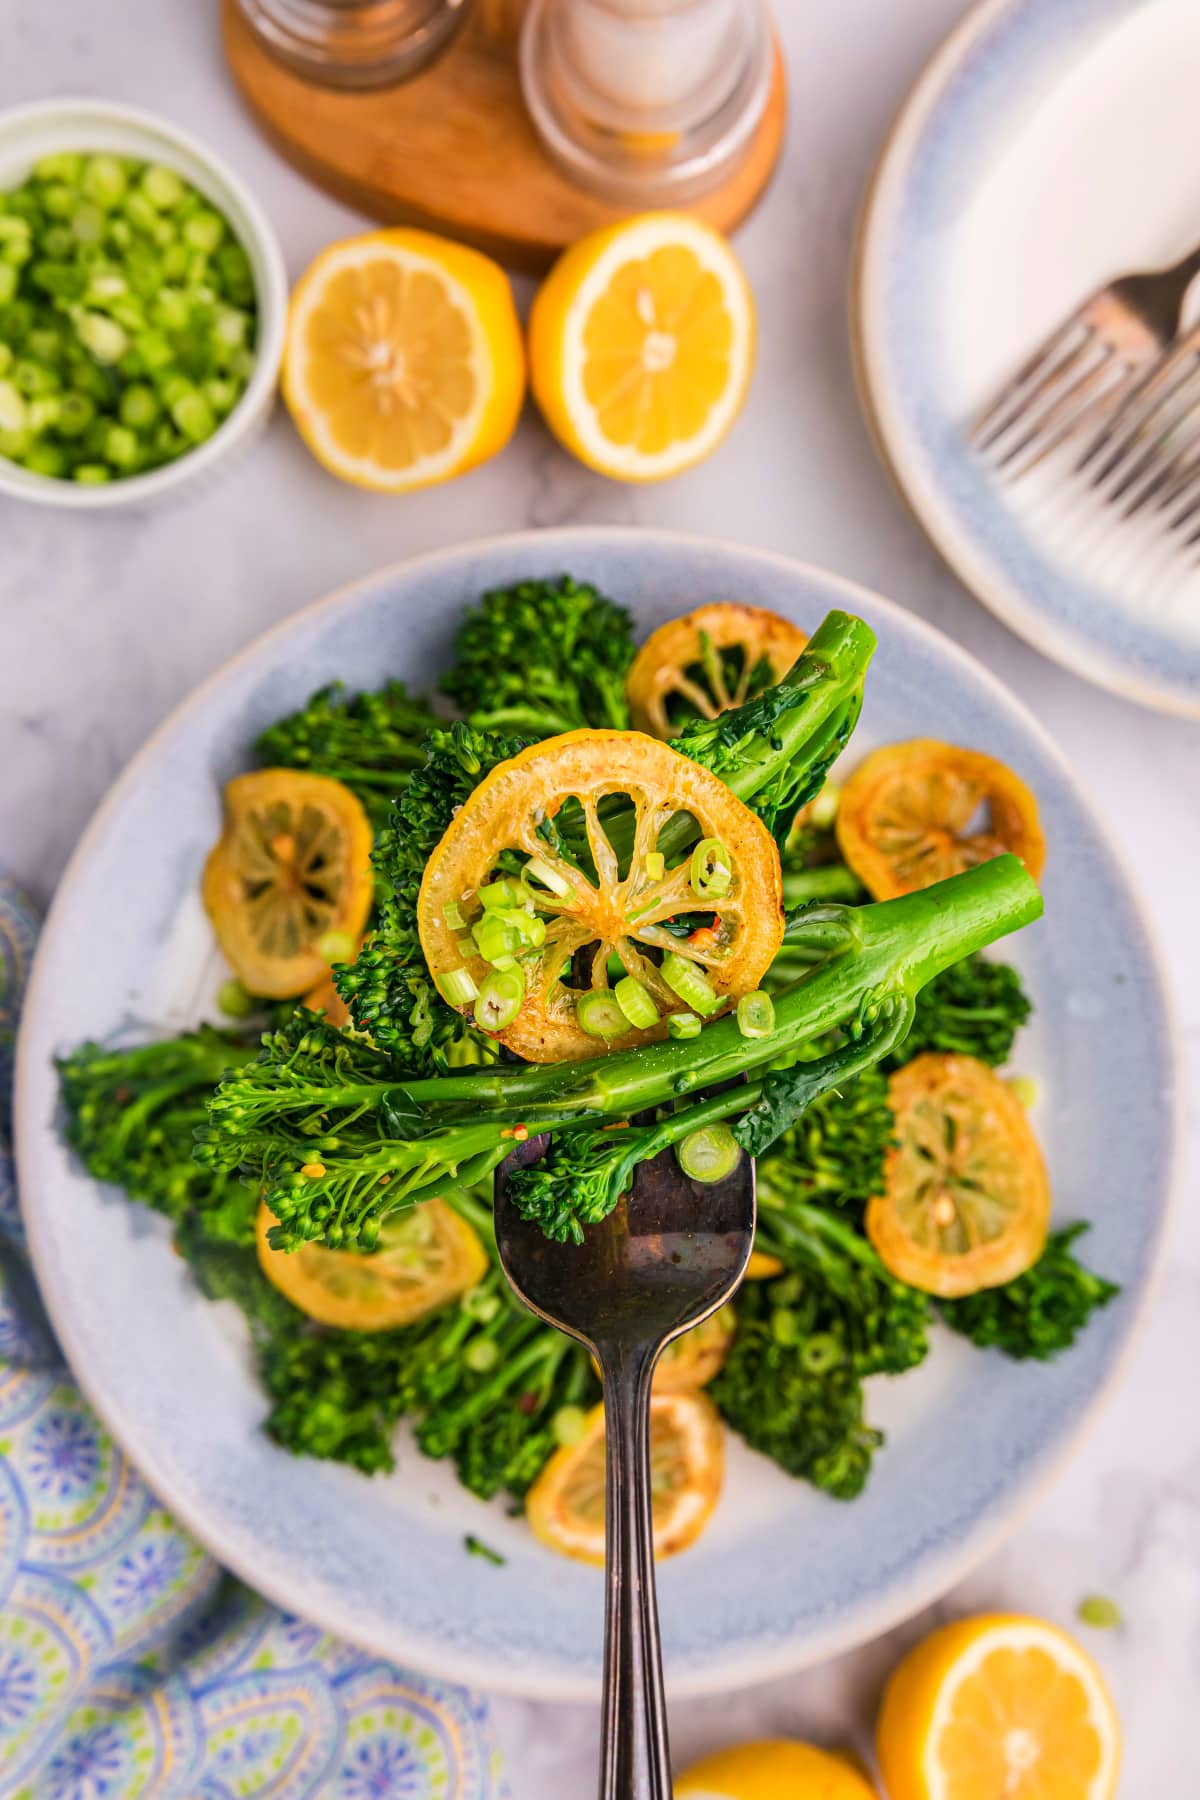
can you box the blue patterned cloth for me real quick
[0,877,508,1800]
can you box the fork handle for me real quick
[598,1341,673,1800]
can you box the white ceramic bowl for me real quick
[0,99,287,510]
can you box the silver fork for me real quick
[969,243,1200,477]
[1074,319,1200,553]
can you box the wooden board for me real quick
[222,0,786,271]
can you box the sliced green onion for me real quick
[442,900,467,932]
[576,990,629,1039]
[217,978,255,1019]
[472,914,521,965]
[661,950,720,1015]
[455,935,476,960]
[316,929,356,964]
[1007,1075,1040,1110]
[736,990,775,1039]
[523,854,574,899]
[552,1405,589,1447]
[771,1308,800,1346]
[438,966,479,1008]
[76,312,128,365]
[644,851,665,881]
[465,1338,499,1373]
[479,877,525,911]
[690,837,733,900]
[771,1274,803,1308]
[0,382,28,433]
[800,1333,842,1374]
[142,164,186,211]
[677,1123,741,1184]
[1077,1595,1122,1631]
[666,1011,702,1040]
[461,1285,501,1322]
[82,154,127,209]
[473,965,525,1032]
[614,976,659,1030]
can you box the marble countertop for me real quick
[3,2,1197,1791]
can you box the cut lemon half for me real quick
[202,769,374,999]
[677,1739,879,1800]
[528,213,755,482]
[628,602,808,738]
[837,740,1045,901]
[867,1054,1051,1298]
[526,1393,723,1565]
[417,728,784,1063]
[283,228,525,492]
[876,1614,1120,1800]
[256,1196,488,1331]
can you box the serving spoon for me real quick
[494,1115,756,1800]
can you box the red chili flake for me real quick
[513,1124,529,1142]
[517,1391,540,1415]
[499,1128,514,1140]
[688,924,719,951]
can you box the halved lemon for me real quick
[876,1614,1120,1800]
[283,228,525,492]
[836,740,1045,901]
[528,213,755,482]
[256,1196,487,1331]
[867,1054,1051,1298]
[202,769,374,999]
[526,1392,723,1565]
[627,603,808,738]
[677,1739,879,1800]
[417,728,784,1063]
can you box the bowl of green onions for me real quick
[0,99,287,507]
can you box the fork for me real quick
[968,242,1200,476]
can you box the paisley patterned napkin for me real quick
[0,876,508,1800]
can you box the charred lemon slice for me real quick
[867,1053,1051,1297]
[837,739,1045,901]
[526,1393,724,1565]
[627,602,808,738]
[417,729,784,1063]
[256,1196,488,1330]
[654,1306,736,1393]
[203,770,373,999]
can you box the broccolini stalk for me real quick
[200,855,1042,1251]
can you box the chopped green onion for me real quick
[800,1333,842,1374]
[437,966,479,1008]
[472,913,523,965]
[644,851,665,881]
[82,154,127,209]
[576,990,629,1039]
[217,978,255,1019]
[661,950,720,1015]
[614,976,659,1029]
[455,935,476,960]
[73,463,110,484]
[142,164,186,211]
[76,312,128,364]
[1077,1595,1122,1630]
[1007,1075,1040,1110]
[736,990,775,1039]
[474,965,525,1032]
[690,837,733,900]
[465,1338,499,1373]
[461,1285,501,1322]
[666,1011,702,1040]
[552,1405,589,1447]
[316,929,356,964]
[523,854,574,899]
[479,877,525,911]
[771,1308,800,1346]
[442,900,467,932]
[677,1123,741,1184]
[0,382,28,433]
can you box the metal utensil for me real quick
[494,1117,756,1800]
[969,242,1200,475]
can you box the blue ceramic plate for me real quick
[855,0,1200,716]
[14,529,1180,1698]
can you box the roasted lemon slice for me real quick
[627,603,808,738]
[877,1614,1120,1800]
[654,1306,736,1393]
[283,228,525,493]
[256,1196,488,1330]
[867,1053,1051,1297]
[528,213,755,482]
[526,1393,724,1565]
[417,728,784,1063]
[836,740,1045,900]
[202,769,373,999]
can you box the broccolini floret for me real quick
[440,575,636,737]
[254,679,438,831]
[939,1223,1119,1360]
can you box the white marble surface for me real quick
[2,2,1197,1792]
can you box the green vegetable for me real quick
[465,1535,507,1566]
[690,837,733,899]
[577,989,629,1039]
[661,949,719,1015]
[756,1067,893,1224]
[939,1224,1119,1360]
[474,966,525,1031]
[0,152,257,481]
[614,975,658,1029]
[200,854,1041,1253]
[666,1011,702,1040]
[736,990,774,1039]
[440,575,636,737]
[677,1123,740,1183]
[1077,1595,1122,1630]
[254,678,439,833]
[885,953,1032,1068]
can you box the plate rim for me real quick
[13,524,1185,1699]
[851,0,1200,721]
